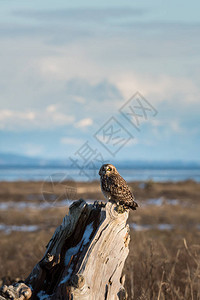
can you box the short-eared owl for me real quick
[99,164,138,210]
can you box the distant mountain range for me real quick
[0,153,65,167]
[0,153,199,169]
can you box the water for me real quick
[0,165,200,182]
[120,168,200,182]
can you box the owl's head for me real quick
[99,164,118,176]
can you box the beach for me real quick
[0,180,199,299]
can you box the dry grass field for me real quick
[0,180,199,299]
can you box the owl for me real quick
[99,164,138,210]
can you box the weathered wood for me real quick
[1,199,131,300]
[0,282,31,300]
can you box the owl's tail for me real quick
[129,200,138,210]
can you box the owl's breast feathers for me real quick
[101,174,138,210]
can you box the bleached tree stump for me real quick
[1,199,130,300]
[0,283,31,300]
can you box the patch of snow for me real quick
[82,223,94,247]
[65,246,79,267]
[60,222,94,285]
[142,198,179,207]
[130,223,152,231]
[0,224,39,234]
[130,223,174,231]
[37,290,50,300]
[64,223,93,266]
[158,224,173,230]
[130,223,200,231]
[60,266,73,285]
[139,182,145,189]
[0,199,94,211]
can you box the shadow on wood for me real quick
[0,199,131,300]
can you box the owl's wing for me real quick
[108,175,137,209]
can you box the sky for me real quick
[0,0,200,162]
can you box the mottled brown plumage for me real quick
[99,164,138,210]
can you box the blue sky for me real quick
[0,0,200,161]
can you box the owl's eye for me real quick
[107,168,112,171]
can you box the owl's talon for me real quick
[116,204,126,214]
[93,201,106,208]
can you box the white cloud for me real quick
[60,137,83,145]
[46,105,57,113]
[51,112,74,126]
[75,118,93,128]
[37,51,100,83]
[170,120,183,133]
[111,73,200,105]
[0,110,36,121]
[73,95,86,104]
[0,108,74,130]
[0,110,36,129]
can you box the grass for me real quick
[0,180,200,299]
[125,230,200,300]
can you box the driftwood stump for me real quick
[0,199,130,300]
